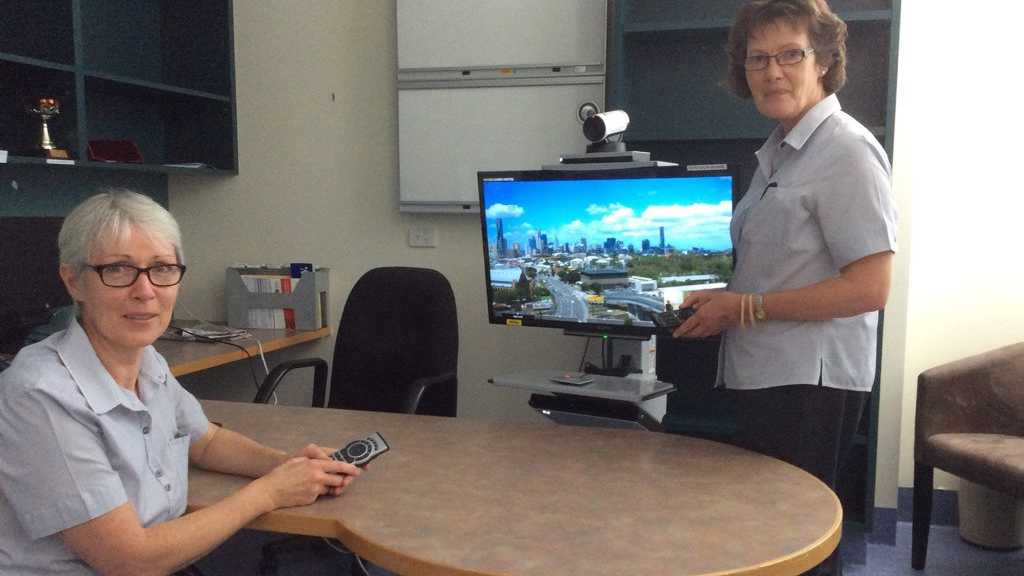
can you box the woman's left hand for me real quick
[673,290,742,339]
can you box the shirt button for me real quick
[164,484,172,492]
[142,426,151,435]
[155,470,164,478]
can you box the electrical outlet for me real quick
[408,225,437,248]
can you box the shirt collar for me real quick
[56,317,167,415]
[782,93,841,151]
[755,94,841,179]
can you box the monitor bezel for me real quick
[477,164,738,338]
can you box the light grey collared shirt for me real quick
[0,318,210,575]
[719,94,898,392]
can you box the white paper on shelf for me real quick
[0,150,8,163]
[45,158,75,165]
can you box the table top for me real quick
[155,326,331,377]
[491,369,675,403]
[189,400,841,576]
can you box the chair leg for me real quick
[912,463,934,570]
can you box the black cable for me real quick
[578,337,592,372]
[173,326,262,392]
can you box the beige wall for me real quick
[170,1,1024,510]
[169,1,595,421]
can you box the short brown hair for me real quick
[726,0,847,99]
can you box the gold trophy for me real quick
[27,98,70,159]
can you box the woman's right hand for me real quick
[254,457,360,510]
[673,290,741,338]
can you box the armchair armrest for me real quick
[915,342,1024,461]
[254,357,329,406]
[402,370,458,415]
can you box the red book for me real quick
[281,277,296,329]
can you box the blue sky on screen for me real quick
[483,176,733,252]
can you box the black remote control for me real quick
[652,307,696,329]
[329,432,390,467]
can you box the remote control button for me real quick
[347,442,369,458]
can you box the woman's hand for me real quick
[292,443,350,496]
[255,456,360,510]
[672,290,741,339]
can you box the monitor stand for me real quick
[563,330,653,377]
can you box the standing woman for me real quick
[673,0,897,572]
[0,191,361,575]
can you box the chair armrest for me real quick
[916,342,1024,461]
[254,358,329,406]
[402,370,458,415]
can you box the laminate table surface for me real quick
[188,400,841,576]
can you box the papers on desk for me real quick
[162,322,250,342]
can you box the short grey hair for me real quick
[58,190,184,270]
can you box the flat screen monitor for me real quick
[477,165,737,337]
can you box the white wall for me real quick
[888,1,1024,493]
[168,1,597,420]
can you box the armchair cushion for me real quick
[925,433,1024,497]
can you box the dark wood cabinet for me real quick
[0,0,236,174]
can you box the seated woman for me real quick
[0,190,361,575]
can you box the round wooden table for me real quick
[189,401,841,576]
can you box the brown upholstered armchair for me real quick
[912,342,1024,569]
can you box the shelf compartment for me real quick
[624,10,892,34]
[0,60,78,158]
[0,0,74,65]
[620,28,776,140]
[615,20,890,141]
[85,76,235,171]
[80,0,232,96]
[623,0,892,32]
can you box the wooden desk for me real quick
[189,400,842,576]
[156,327,331,377]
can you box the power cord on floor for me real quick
[321,538,369,575]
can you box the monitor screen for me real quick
[478,165,736,337]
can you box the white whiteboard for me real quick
[397,0,607,212]
[397,0,606,69]
[398,84,604,212]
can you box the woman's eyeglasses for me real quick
[87,263,187,287]
[744,47,815,71]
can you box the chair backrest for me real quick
[328,267,458,416]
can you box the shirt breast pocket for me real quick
[165,433,191,516]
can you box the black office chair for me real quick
[254,266,459,575]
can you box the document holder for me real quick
[225,267,329,330]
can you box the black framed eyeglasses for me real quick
[744,47,815,71]
[87,263,187,287]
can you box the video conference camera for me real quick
[577,104,630,153]
[582,109,630,143]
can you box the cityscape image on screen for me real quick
[479,167,735,334]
